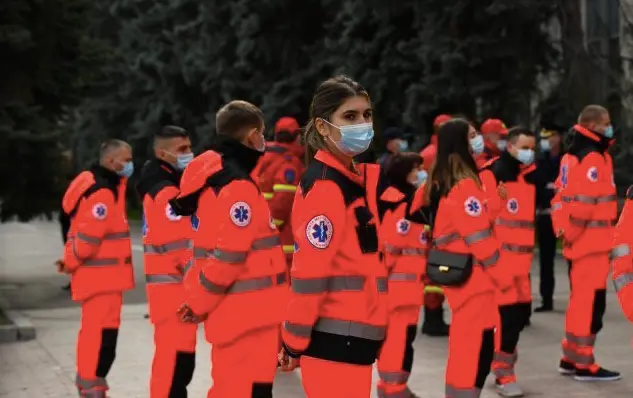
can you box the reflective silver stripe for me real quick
[82,391,107,398]
[610,244,631,260]
[103,231,130,240]
[251,235,281,249]
[192,235,281,263]
[283,321,312,338]
[479,250,499,267]
[445,385,481,397]
[496,218,534,229]
[463,228,492,245]
[501,243,533,254]
[76,374,108,389]
[493,367,515,378]
[182,259,193,274]
[83,256,132,266]
[433,232,460,246]
[552,202,562,211]
[226,272,287,294]
[568,194,618,204]
[77,232,101,245]
[377,277,388,293]
[291,276,365,294]
[313,318,386,340]
[388,272,418,282]
[145,274,183,284]
[569,217,616,228]
[385,245,426,256]
[613,273,633,292]
[565,333,595,346]
[573,351,595,365]
[198,272,228,293]
[562,195,573,203]
[494,351,517,365]
[144,239,192,254]
[378,370,409,384]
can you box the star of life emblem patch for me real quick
[507,198,519,214]
[464,196,482,217]
[306,215,333,249]
[165,204,182,221]
[230,202,251,227]
[397,219,411,235]
[92,203,107,220]
[587,167,598,182]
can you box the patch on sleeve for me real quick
[91,203,108,220]
[397,219,411,235]
[230,202,251,227]
[464,196,482,217]
[306,215,333,249]
[165,204,182,221]
[586,167,598,182]
[190,213,200,231]
[284,168,296,184]
[561,164,568,188]
[506,198,519,214]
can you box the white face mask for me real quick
[540,139,551,151]
[496,139,507,151]
[470,135,485,155]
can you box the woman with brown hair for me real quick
[279,75,387,397]
[424,118,509,397]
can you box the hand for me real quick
[55,259,66,273]
[497,183,508,200]
[177,303,207,323]
[278,348,299,372]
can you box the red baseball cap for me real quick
[274,117,300,135]
[433,114,452,127]
[481,119,508,135]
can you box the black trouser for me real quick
[59,211,71,244]
[536,214,556,303]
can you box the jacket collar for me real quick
[209,136,263,174]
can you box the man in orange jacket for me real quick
[551,105,620,381]
[480,127,537,397]
[58,139,135,398]
[611,186,633,323]
[171,100,288,398]
[253,116,305,266]
[479,118,508,163]
[135,126,197,397]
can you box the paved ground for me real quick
[1,220,632,397]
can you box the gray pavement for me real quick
[1,220,632,397]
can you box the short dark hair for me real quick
[386,152,423,191]
[99,139,130,161]
[216,100,264,139]
[507,126,535,143]
[156,125,189,139]
[578,105,608,126]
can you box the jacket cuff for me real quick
[283,343,302,359]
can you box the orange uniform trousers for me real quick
[208,325,279,398]
[76,292,122,397]
[377,308,419,397]
[151,317,197,397]
[561,252,609,369]
[301,356,373,398]
[445,292,498,398]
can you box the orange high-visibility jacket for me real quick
[62,166,134,302]
[379,186,428,320]
[282,150,387,366]
[610,186,633,322]
[136,159,193,324]
[551,125,617,260]
[172,138,287,346]
[431,178,505,310]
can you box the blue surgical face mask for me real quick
[516,149,535,165]
[604,125,614,138]
[323,120,374,156]
[540,139,551,151]
[470,135,484,155]
[496,139,507,151]
[399,140,409,151]
[414,170,428,187]
[117,161,134,178]
[176,153,194,170]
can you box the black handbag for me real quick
[425,248,474,287]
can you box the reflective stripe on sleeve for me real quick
[283,321,312,338]
[445,385,481,398]
[103,231,131,240]
[495,219,535,229]
[376,277,388,293]
[199,271,287,295]
[272,184,297,193]
[610,243,631,260]
[84,256,132,266]
[144,239,192,254]
[145,274,183,284]
[479,250,499,267]
[613,273,633,292]
[385,244,426,256]
[569,217,617,228]
[501,243,533,254]
[313,318,386,340]
[182,259,193,275]
[463,228,492,245]
[193,235,281,264]
[291,276,365,294]
[388,272,418,282]
[433,232,460,246]
[77,232,101,245]
[564,194,617,204]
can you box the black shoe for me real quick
[558,359,576,375]
[534,302,553,313]
[421,308,450,337]
[62,283,71,291]
[574,366,621,381]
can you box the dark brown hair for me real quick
[385,152,423,193]
[215,100,264,139]
[304,75,370,163]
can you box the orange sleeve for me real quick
[282,179,346,353]
[612,191,633,322]
[557,154,598,242]
[64,188,116,271]
[186,181,258,315]
[270,164,300,228]
[479,169,502,221]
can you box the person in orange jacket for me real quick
[424,118,510,398]
[420,114,452,170]
[611,186,633,323]
[479,127,537,397]
[171,100,288,398]
[479,118,509,164]
[135,126,197,397]
[57,139,135,398]
[278,75,387,398]
[550,105,620,381]
[253,116,305,266]
[376,152,428,398]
